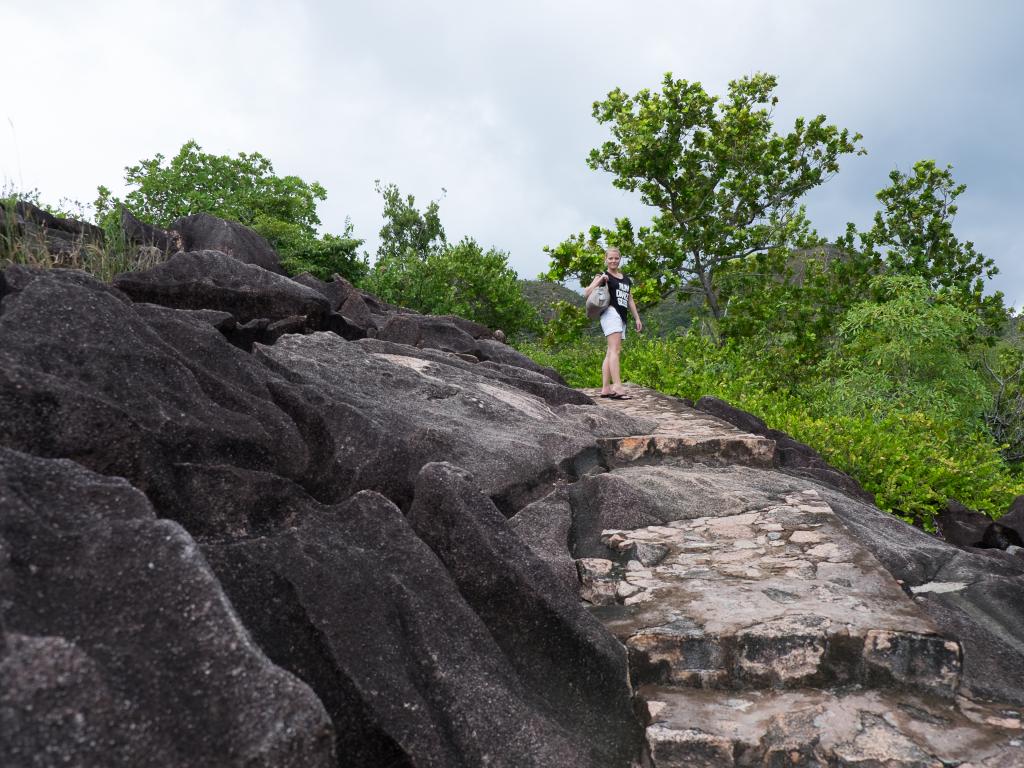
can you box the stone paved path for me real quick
[577,385,1024,767]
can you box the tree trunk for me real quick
[699,269,722,320]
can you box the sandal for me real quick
[599,392,614,398]
[608,393,632,400]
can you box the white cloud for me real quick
[2,0,1020,304]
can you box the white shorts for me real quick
[600,307,626,338]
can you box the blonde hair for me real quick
[605,247,621,258]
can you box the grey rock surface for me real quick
[576,389,1024,764]
[0,447,334,767]
[474,337,566,383]
[205,490,594,767]
[256,332,603,513]
[508,487,579,597]
[408,463,642,766]
[290,272,347,310]
[0,269,314,538]
[568,465,794,559]
[592,490,960,698]
[358,337,593,406]
[8,244,1024,768]
[168,212,284,273]
[820,487,1024,705]
[120,205,173,253]
[113,249,330,325]
[640,687,1024,768]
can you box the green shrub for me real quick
[521,329,1024,530]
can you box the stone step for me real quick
[580,385,776,469]
[585,491,963,699]
[637,685,1024,768]
[596,433,775,469]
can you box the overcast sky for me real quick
[3,1,1021,309]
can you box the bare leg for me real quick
[606,332,623,393]
[601,341,612,394]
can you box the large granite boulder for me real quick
[357,337,592,407]
[408,462,641,767]
[936,499,992,548]
[120,205,174,254]
[292,273,377,338]
[0,267,609,528]
[255,332,603,513]
[290,272,346,310]
[113,250,330,326]
[474,338,566,383]
[567,464,791,558]
[376,313,479,354]
[508,488,578,597]
[168,212,283,273]
[204,490,597,767]
[0,268,314,538]
[0,447,334,767]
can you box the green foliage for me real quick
[422,238,541,334]
[524,329,1022,529]
[838,159,1003,332]
[95,140,367,283]
[277,223,366,283]
[823,275,990,422]
[365,183,539,336]
[529,82,1019,532]
[516,335,607,388]
[709,163,1003,380]
[541,302,594,347]
[545,72,864,322]
[374,181,447,263]
[714,244,876,375]
[983,330,1024,464]
[363,182,447,310]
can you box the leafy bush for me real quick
[821,275,991,423]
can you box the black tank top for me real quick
[604,271,632,323]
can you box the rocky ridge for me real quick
[548,386,1024,766]
[1,210,1023,766]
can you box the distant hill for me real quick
[643,293,701,335]
[519,279,583,322]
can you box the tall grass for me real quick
[0,194,144,282]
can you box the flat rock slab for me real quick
[639,685,1024,768]
[580,384,775,468]
[588,490,962,698]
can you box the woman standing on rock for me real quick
[584,247,643,400]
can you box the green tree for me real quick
[94,140,367,282]
[983,325,1024,464]
[545,73,864,324]
[365,183,539,335]
[422,238,540,334]
[363,182,447,309]
[374,180,447,262]
[838,159,1003,332]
